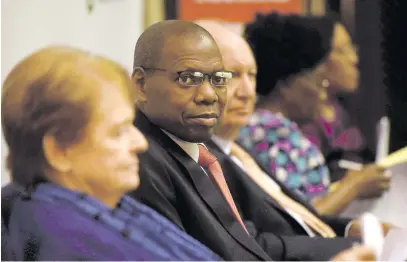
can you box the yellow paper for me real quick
[378,146,407,168]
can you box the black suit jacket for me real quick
[131,112,358,261]
[207,139,355,235]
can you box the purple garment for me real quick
[299,99,372,181]
[7,183,221,261]
[300,100,365,153]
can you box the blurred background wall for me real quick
[1,0,144,185]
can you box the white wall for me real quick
[1,0,144,185]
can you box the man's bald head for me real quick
[133,20,216,71]
[195,20,258,139]
[195,20,254,66]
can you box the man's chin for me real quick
[161,121,214,143]
[178,127,214,143]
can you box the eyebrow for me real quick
[228,67,257,74]
[178,67,227,73]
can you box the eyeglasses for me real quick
[142,67,233,87]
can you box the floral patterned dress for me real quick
[237,110,331,201]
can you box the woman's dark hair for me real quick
[245,12,338,96]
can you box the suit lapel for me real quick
[135,112,269,260]
[171,148,269,260]
[208,140,291,215]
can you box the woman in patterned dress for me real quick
[238,13,391,215]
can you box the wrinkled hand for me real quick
[330,245,376,261]
[344,164,391,199]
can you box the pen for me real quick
[338,159,392,177]
[338,159,363,171]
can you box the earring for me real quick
[322,79,330,88]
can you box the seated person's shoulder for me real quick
[139,135,176,167]
[239,110,301,145]
[137,136,174,180]
[131,137,176,205]
[2,183,25,226]
[9,197,151,261]
[244,111,298,133]
[141,136,166,157]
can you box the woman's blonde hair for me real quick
[1,46,133,187]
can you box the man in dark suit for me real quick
[131,20,359,261]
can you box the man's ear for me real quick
[132,67,148,104]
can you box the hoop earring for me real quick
[322,79,330,88]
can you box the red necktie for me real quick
[198,145,248,233]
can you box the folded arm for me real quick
[255,232,359,261]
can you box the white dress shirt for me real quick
[161,129,209,177]
[211,135,317,237]
[162,130,200,162]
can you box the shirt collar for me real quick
[35,183,111,212]
[211,135,232,155]
[161,129,200,163]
